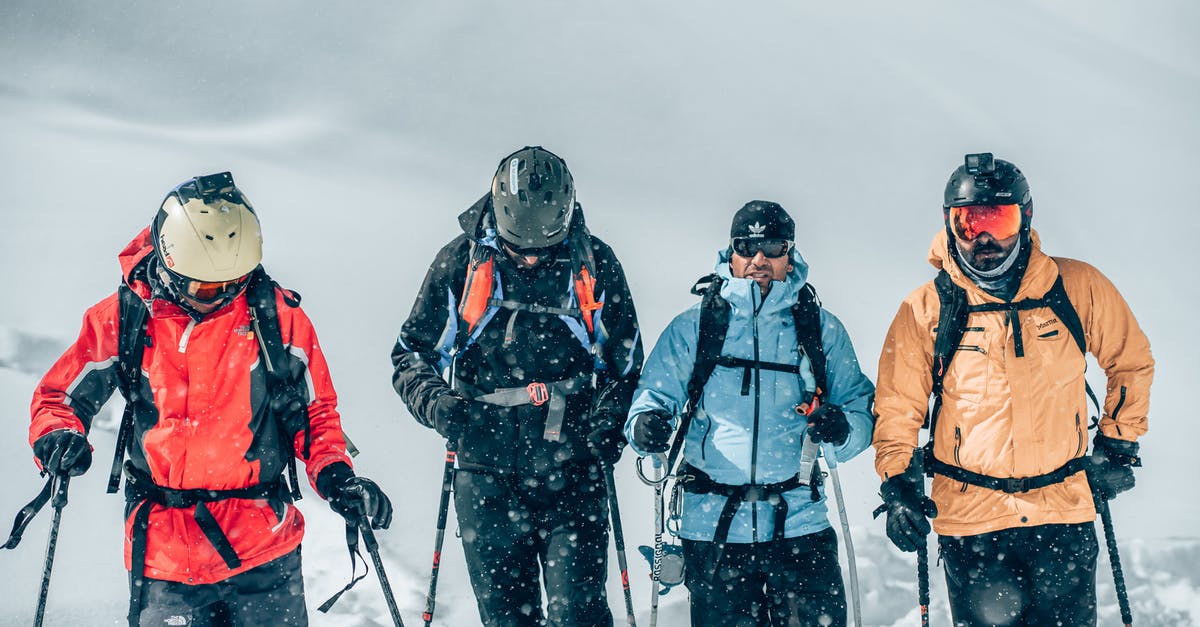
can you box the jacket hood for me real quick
[927,228,1059,302]
[118,226,157,299]
[713,245,811,312]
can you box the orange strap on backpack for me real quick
[574,267,603,334]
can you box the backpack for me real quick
[453,203,606,372]
[923,268,1101,490]
[108,267,313,500]
[663,274,826,475]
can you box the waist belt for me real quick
[124,463,290,624]
[679,463,818,576]
[926,454,1090,493]
[458,375,592,442]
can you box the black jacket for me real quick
[392,195,644,476]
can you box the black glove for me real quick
[586,411,627,466]
[630,411,673,453]
[1086,434,1140,500]
[806,402,849,446]
[316,462,393,529]
[877,465,937,553]
[33,429,92,477]
[430,392,477,440]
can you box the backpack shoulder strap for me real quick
[792,283,826,398]
[686,274,730,410]
[664,274,729,474]
[1042,273,1086,355]
[108,283,150,493]
[245,268,309,500]
[928,270,970,435]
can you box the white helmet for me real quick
[152,172,262,303]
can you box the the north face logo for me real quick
[164,616,188,626]
[748,222,766,238]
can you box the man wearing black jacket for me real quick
[392,146,644,627]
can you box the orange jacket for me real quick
[873,230,1153,536]
[29,228,351,584]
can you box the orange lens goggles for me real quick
[949,204,1022,241]
[186,276,248,303]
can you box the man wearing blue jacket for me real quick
[624,201,875,626]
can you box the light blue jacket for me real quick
[624,248,875,543]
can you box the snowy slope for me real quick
[1,1,1198,625]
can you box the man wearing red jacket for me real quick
[28,172,392,626]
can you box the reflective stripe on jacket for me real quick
[873,230,1154,536]
[29,227,352,584]
[625,248,875,543]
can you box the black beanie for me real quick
[730,200,794,241]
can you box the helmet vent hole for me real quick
[204,234,215,241]
[228,231,236,238]
[544,192,554,203]
[518,190,528,203]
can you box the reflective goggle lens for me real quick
[185,276,249,303]
[949,204,1022,241]
[731,238,791,259]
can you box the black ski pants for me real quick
[939,522,1099,627]
[132,546,307,626]
[682,527,846,627]
[455,465,612,627]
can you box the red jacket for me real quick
[29,228,351,584]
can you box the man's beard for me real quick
[967,240,1006,271]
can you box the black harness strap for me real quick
[926,455,1091,494]
[125,464,290,624]
[679,463,813,576]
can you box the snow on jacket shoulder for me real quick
[625,247,875,543]
[29,227,352,584]
[873,229,1154,537]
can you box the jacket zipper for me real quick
[750,289,763,541]
[1074,413,1084,457]
[1111,386,1128,436]
[954,427,967,492]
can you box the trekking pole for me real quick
[1094,492,1133,626]
[911,448,930,627]
[603,463,638,627]
[423,443,457,626]
[636,455,668,627]
[35,475,70,627]
[820,443,861,627]
[357,520,405,626]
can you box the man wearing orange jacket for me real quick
[28,172,392,626]
[872,153,1153,626]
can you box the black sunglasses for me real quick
[731,238,791,259]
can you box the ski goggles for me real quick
[163,268,250,304]
[731,238,791,259]
[499,238,560,261]
[948,204,1022,241]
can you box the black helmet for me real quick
[943,152,1032,228]
[490,146,575,248]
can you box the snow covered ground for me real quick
[1,2,1197,625]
